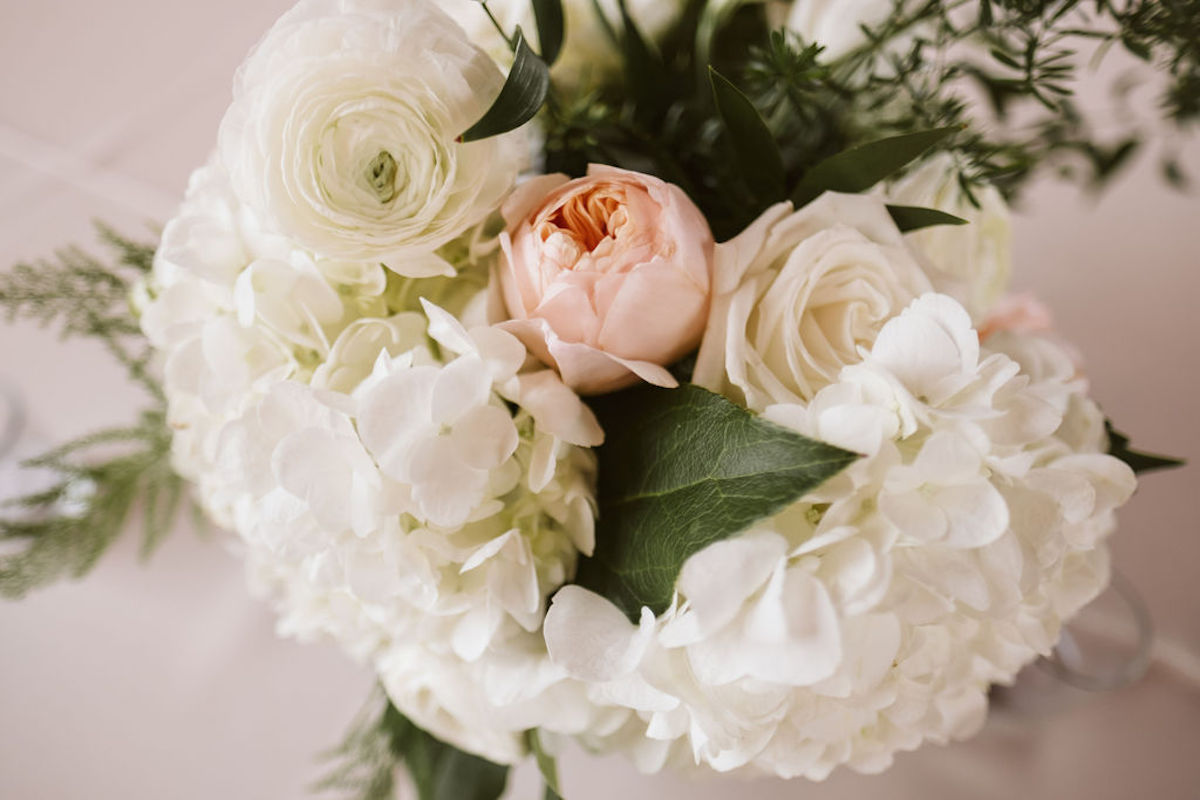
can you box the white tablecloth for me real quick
[1,3,1198,798]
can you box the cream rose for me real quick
[693,192,933,411]
[498,166,715,395]
[888,153,1013,320]
[218,0,523,274]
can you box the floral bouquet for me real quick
[1,1,1192,797]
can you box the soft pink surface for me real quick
[1,3,1198,799]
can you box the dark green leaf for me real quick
[615,0,665,119]
[790,127,961,207]
[575,384,858,620]
[527,730,563,800]
[1105,421,1185,475]
[696,0,747,73]
[460,30,550,142]
[390,707,509,800]
[532,0,565,65]
[710,66,786,202]
[886,204,969,232]
[317,690,509,800]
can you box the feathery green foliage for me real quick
[539,0,1200,238]
[0,225,188,599]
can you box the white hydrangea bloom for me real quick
[139,161,607,765]
[545,293,1135,779]
[136,163,392,503]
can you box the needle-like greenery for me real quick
[0,225,188,599]
[541,0,1200,238]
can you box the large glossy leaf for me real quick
[790,127,960,207]
[460,30,550,143]
[886,204,969,232]
[575,384,859,620]
[1105,420,1185,474]
[532,0,565,64]
[710,66,786,202]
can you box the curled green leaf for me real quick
[460,29,550,143]
[886,204,970,232]
[532,0,565,65]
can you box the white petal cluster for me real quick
[139,162,604,764]
[546,293,1135,778]
[218,0,526,271]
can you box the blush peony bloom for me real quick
[498,166,715,395]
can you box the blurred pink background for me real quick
[1,2,1198,798]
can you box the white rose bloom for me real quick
[442,0,683,90]
[694,193,932,412]
[545,293,1136,779]
[218,0,525,272]
[888,153,1013,320]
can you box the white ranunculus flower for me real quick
[888,153,1013,320]
[442,0,683,91]
[694,193,933,411]
[545,292,1137,779]
[218,0,525,272]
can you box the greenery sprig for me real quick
[534,0,1200,238]
[0,226,189,598]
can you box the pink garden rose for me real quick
[497,165,715,395]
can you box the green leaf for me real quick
[532,0,565,64]
[460,30,550,142]
[575,384,859,620]
[615,0,665,119]
[394,708,509,800]
[317,690,509,800]
[886,204,969,232]
[696,0,749,73]
[790,127,961,207]
[710,66,786,202]
[527,730,563,800]
[1105,421,1185,475]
